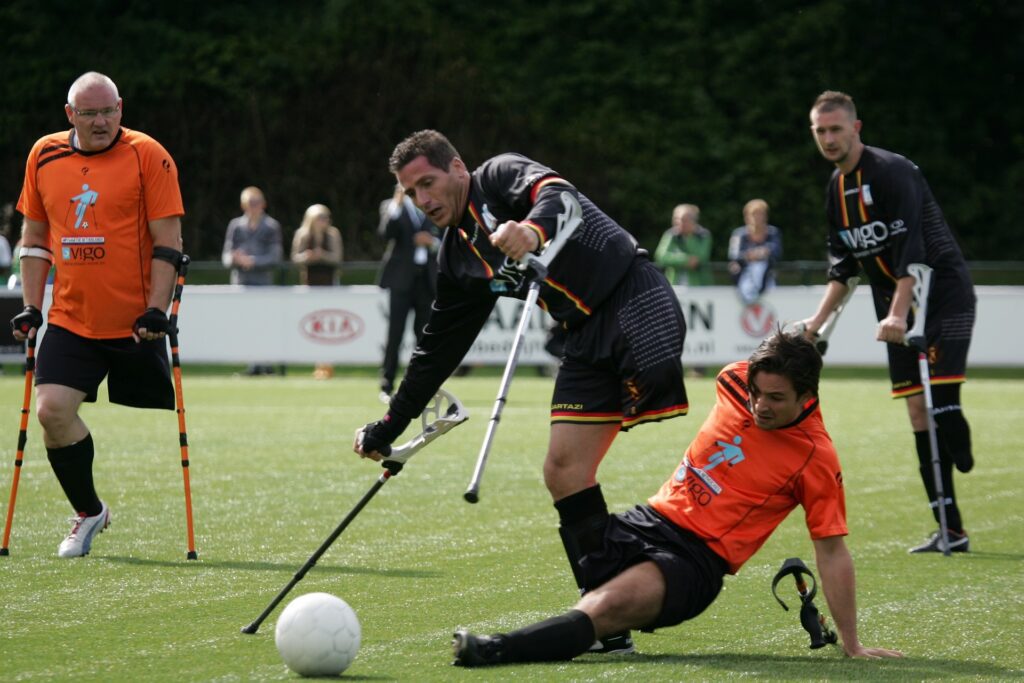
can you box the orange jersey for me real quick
[648,362,847,573]
[17,127,184,338]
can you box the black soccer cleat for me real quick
[588,631,636,654]
[451,630,507,667]
[908,528,970,554]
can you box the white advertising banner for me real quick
[5,285,1020,367]
[169,285,1018,367]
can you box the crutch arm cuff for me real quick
[153,246,184,267]
[18,245,54,264]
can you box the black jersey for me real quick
[824,146,974,321]
[389,152,639,422]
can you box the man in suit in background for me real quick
[376,184,439,402]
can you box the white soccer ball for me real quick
[274,592,361,677]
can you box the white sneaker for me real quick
[58,501,110,558]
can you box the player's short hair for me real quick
[748,330,822,398]
[240,186,265,208]
[812,90,857,119]
[389,130,461,174]
[743,198,769,220]
[67,72,119,107]
[673,204,700,222]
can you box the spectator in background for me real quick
[376,184,439,402]
[0,203,13,280]
[222,186,283,375]
[291,203,343,286]
[222,186,283,286]
[654,203,713,287]
[728,198,782,305]
[292,203,344,379]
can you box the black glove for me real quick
[359,412,411,456]
[10,305,43,335]
[133,307,169,336]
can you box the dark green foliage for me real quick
[1,0,1020,261]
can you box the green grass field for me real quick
[1,371,1021,681]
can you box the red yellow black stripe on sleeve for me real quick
[529,176,571,205]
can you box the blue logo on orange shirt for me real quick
[71,184,99,229]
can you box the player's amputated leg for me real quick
[932,384,973,474]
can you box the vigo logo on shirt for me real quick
[60,236,106,264]
[837,219,907,255]
[673,434,747,505]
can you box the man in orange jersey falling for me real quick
[11,72,184,558]
[356,130,689,654]
[799,91,976,554]
[451,332,903,666]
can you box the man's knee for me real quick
[577,562,664,635]
[905,394,928,431]
[34,387,84,439]
[544,452,599,499]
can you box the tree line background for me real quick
[1,0,1021,266]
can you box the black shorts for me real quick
[888,305,974,398]
[579,505,727,630]
[35,324,174,410]
[551,257,688,431]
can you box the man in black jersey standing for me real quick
[354,130,690,652]
[800,91,976,554]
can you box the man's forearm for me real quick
[815,540,860,653]
[886,276,915,321]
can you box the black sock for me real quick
[47,434,101,516]
[501,610,596,662]
[555,486,609,590]
[914,430,963,533]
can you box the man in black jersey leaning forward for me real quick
[800,91,976,554]
[354,130,690,652]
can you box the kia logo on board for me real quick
[740,302,776,338]
[299,309,364,344]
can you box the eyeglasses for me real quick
[71,103,121,119]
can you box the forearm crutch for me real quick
[242,390,468,634]
[169,255,198,560]
[0,335,36,556]
[906,263,951,557]
[463,191,583,504]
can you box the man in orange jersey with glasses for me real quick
[451,332,902,666]
[356,130,690,654]
[11,71,184,558]
[799,91,976,554]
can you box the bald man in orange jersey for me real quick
[11,71,184,558]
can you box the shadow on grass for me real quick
[283,676,388,682]
[100,555,441,578]
[961,551,1024,561]
[574,652,1019,680]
